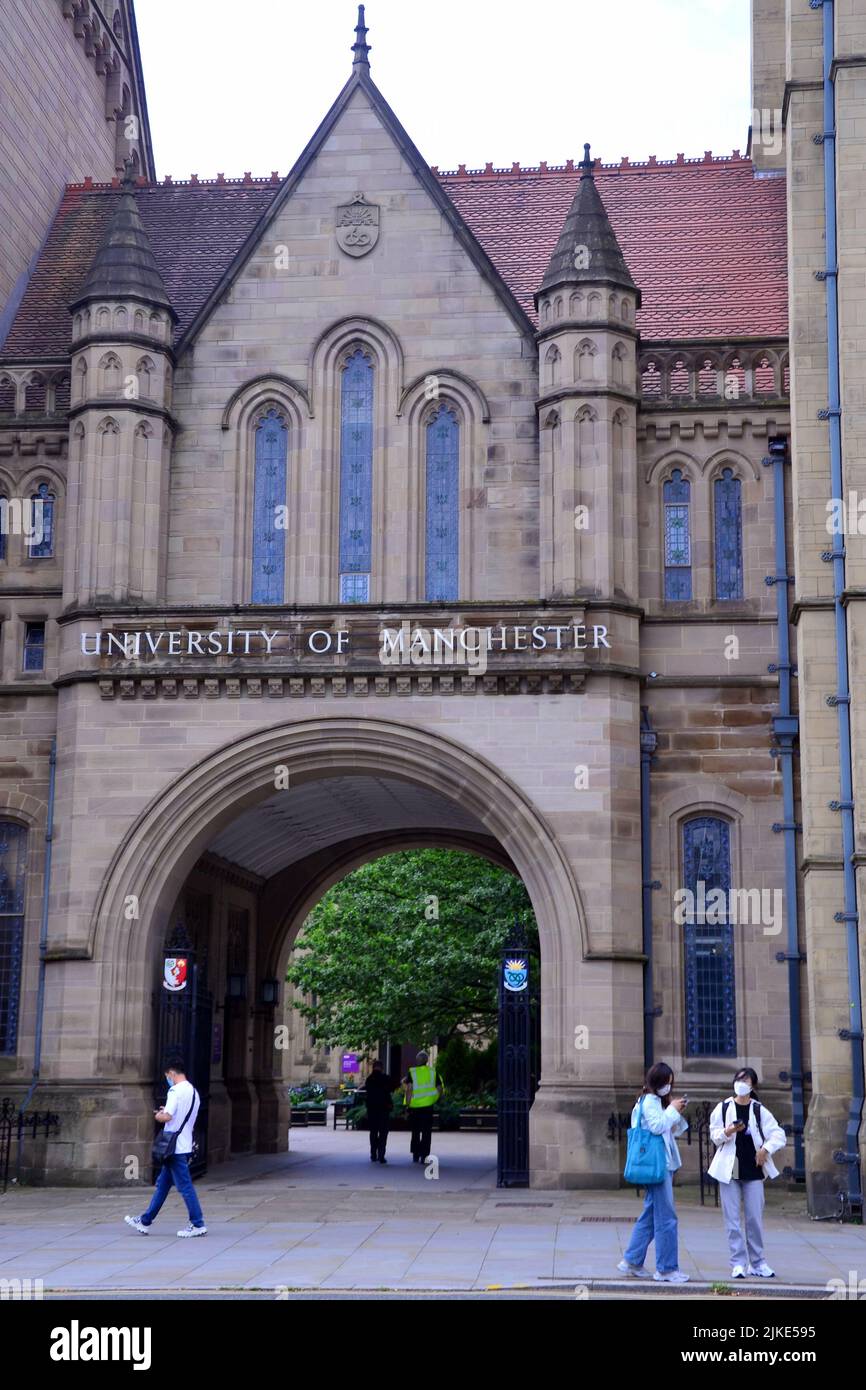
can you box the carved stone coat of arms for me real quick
[336,192,380,257]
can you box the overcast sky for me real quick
[134,0,753,179]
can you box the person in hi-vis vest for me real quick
[402,1050,443,1163]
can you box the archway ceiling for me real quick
[206,774,490,880]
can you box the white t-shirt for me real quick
[163,1079,200,1156]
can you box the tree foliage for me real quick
[287,849,536,1051]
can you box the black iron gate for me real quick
[154,925,213,1181]
[497,925,539,1187]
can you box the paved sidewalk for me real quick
[1,1130,864,1294]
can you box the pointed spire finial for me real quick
[580,142,595,180]
[352,4,371,72]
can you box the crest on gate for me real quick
[336,192,380,257]
[163,956,188,992]
[503,958,528,992]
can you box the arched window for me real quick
[669,358,691,395]
[53,374,71,414]
[576,340,596,381]
[24,374,47,413]
[338,348,374,603]
[28,482,55,559]
[641,360,661,397]
[714,468,743,601]
[98,353,121,394]
[544,344,561,388]
[136,356,154,399]
[0,495,7,562]
[663,470,692,600]
[0,820,28,1055]
[250,408,288,604]
[74,359,88,404]
[425,404,459,602]
[681,816,736,1057]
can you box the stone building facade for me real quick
[0,2,862,1213]
[0,0,154,339]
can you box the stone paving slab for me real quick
[2,1129,865,1294]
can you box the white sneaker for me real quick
[653,1269,690,1284]
[177,1224,207,1238]
[731,1264,747,1279]
[617,1259,652,1279]
[124,1215,149,1235]
[747,1261,775,1278]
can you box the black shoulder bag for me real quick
[152,1089,197,1164]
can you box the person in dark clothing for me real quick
[363,1059,395,1163]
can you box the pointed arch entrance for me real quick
[89,718,587,1181]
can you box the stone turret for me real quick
[64,163,175,607]
[536,145,640,603]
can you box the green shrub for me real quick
[437,1036,497,1093]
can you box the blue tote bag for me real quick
[623,1094,667,1186]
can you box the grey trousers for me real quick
[720,1177,765,1268]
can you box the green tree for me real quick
[287,849,536,1051]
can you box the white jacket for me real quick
[631,1093,689,1172]
[708,1097,786,1183]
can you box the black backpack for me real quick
[724,1096,764,1143]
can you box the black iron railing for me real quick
[0,1097,60,1193]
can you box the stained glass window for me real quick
[714,468,743,600]
[0,821,27,1055]
[28,483,55,559]
[339,573,369,603]
[251,409,288,604]
[682,816,736,1057]
[339,348,373,603]
[425,404,459,602]
[663,470,692,600]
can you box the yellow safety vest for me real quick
[408,1065,439,1108]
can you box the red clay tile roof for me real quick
[1,156,788,360]
[438,156,789,341]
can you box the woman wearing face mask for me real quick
[618,1062,690,1283]
[708,1067,786,1279]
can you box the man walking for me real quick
[124,1057,207,1238]
[403,1050,443,1164]
[364,1058,394,1164]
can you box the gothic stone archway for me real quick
[76,716,634,1188]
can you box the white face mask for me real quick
[734,1081,752,1097]
[657,1083,671,1096]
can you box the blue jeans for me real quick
[140,1154,204,1228]
[623,1170,678,1274]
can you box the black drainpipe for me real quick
[640,708,659,1071]
[765,436,806,1180]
